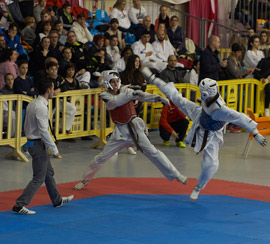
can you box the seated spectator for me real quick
[104,18,126,50]
[243,35,264,78]
[154,5,171,32]
[253,52,270,116]
[34,20,53,46]
[85,49,110,88]
[54,20,67,45]
[29,37,54,76]
[167,15,186,55]
[184,59,200,86]
[59,47,90,88]
[59,47,72,76]
[87,34,105,58]
[159,99,189,148]
[65,31,87,70]
[4,23,24,56]
[234,0,252,28]
[45,61,76,133]
[13,60,38,109]
[136,16,155,43]
[132,30,166,71]
[120,54,145,116]
[106,35,121,68]
[70,13,93,44]
[21,17,36,46]
[259,31,270,57]
[152,29,180,66]
[49,30,64,60]
[47,6,58,23]
[0,49,18,90]
[0,73,16,137]
[35,9,51,36]
[0,34,7,57]
[60,63,81,91]
[59,3,74,31]
[226,43,255,79]
[159,55,184,83]
[113,45,133,72]
[33,0,47,23]
[128,0,147,26]
[110,0,131,32]
[120,54,145,88]
[199,35,227,83]
[33,57,59,87]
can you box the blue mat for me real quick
[0,195,269,244]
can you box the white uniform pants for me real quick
[82,128,182,182]
[197,141,220,189]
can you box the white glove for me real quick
[133,90,145,97]
[252,129,267,146]
[158,96,170,106]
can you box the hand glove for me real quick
[133,90,145,97]
[252,128,267,146]
[158,96,170,106]
[254,133,267,146]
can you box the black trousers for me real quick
[265,83,270,108]
[159,118,189,142]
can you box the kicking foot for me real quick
[190,185,201,200]
[73,180,89,190]
[12,206,36,215]
[176,173,188,185]
[54,195,74,207]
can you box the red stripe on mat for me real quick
[1,178,270,212]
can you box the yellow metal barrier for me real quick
[0,79,266,162]
[218,48,232,60]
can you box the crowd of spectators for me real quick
[1,0,270,139]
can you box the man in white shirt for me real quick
[128,0,147,25]
[106,35,121,68]
[70,13,93,44]
[152,29,175,63]
[132,30,167,71]
[12,79,73,215]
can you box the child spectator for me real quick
[0,49,18,90]
[4,23,24,56]
[21,17,36,46]
[13,60,38,108]
[60,3,74,31]
[159,100,189,148]
[60,62,81,91]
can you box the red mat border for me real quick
[1,178,270,212]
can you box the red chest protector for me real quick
[110,101,137,124]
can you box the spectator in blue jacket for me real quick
[4,23,24,56]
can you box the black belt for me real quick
[27,138,42,141]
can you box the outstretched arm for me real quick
[141,67,200,121]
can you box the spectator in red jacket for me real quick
[159,100,189,148]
